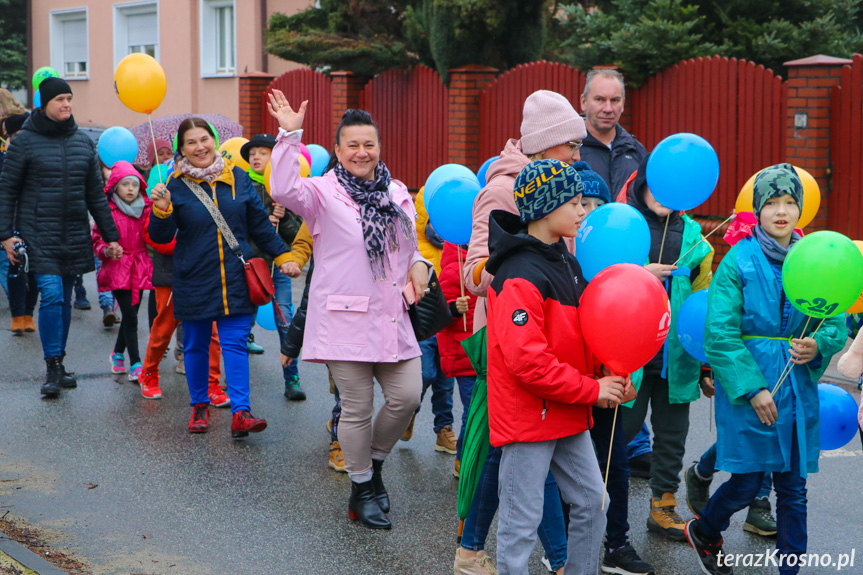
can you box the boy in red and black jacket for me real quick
[486,159,627,574]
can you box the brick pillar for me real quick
[784,55,851,231]
[448,65,498,170]
[238,72,275,138]
[330,71,370,139]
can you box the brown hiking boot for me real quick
[435,424,458,454]
[10,317,24,334]
[647,492,687,541]
[400,413,416,441]
[329,441,346,472]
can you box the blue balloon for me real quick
[256,301,278,331]
[33,90,41,109]
[476,156,499,188]
[818,383,859,450]
[427,177,481,245]
[424,163,477,211]
[575,203,650,281]
[646,133,719,211]
[98,126,139,168]
[307,144,331,177]
[145,164,171,195]
[677,289,709,362]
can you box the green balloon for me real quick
[782,231,863,318]
[32,66,59,91]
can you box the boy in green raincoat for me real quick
[618,156,715,542]
[684,164,847,575]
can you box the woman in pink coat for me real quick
[268,91,429,530]
[93,161,153,383]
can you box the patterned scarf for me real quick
[177,154,225,184]
[334,161,416,281]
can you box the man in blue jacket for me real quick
[579,69,647,198]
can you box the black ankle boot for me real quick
[58,353,77,388]
[348,480,391,529]
[371,459,390,513]
[41,357,62,397]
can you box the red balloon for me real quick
[580,263,671,374]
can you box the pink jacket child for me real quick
[269,129,427,364]
[93,161,153,305]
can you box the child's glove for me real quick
[837,329,863,380]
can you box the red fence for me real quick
[478,61,586,163]
[629,56,786,217]
[830,54,863,239]
[260,69,332,148]
[360,65,449,189]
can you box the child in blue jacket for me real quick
[685,164,847,575]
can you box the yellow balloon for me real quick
[219,137,249,171]
[847,240,863,314]
[298,154,311,178]
[114,53,167,114]
[264,162,272,195]
[734,166,821,229]
[262,155,309,196]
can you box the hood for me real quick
[105,160,148,197]
[486,209,569,276]
[484,139,529,186]
[625,155,682,228]
[23,108,77,138]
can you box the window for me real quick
[113,2,159,68]
[50,9,89,80]
[200,0,236,77]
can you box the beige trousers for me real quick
[327,358,422,475]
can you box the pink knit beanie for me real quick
[520,90,586,155]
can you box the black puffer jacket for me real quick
[0,111,119,275]
[282,258,313,358]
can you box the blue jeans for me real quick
[455,375,476,459]
[330,383,341,441]
[35,274,74,358]
[698,428,807,573]
[627,423,652,459]
[273,271,298,380]
[461,445,568,571]
[590,406,631,549]
[184,314,252,413]
[74,257,113,309]
[418,337,454,433]
[0,255,9,299]
[696,443,772,499]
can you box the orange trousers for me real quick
[143,286,221,385]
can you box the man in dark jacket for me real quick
[0,78,121,397]
[579,69,647,197]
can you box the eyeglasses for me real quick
[567,141,584,152]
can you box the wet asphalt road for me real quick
[1,271,861,575]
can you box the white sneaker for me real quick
[540,555,554,573]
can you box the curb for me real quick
[0,531,68,575]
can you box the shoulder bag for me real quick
[409,269,454,342]
[181,176,275,306]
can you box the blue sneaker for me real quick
[247,333,265,355]
[128,362,143,382]
[74,298,91,310]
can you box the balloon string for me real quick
[658,214,670,264]
[147,113,163,185]
[674,213,736,266]
[602,404,619,510]
[771,317,825,397]
[770,316,812,397]
[457,247,467,332]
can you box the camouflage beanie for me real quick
[514,159,584,223]
[752,163,803,218]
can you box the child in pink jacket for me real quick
[93,161,154,382]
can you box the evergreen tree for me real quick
[0,0,27,90]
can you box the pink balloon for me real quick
[299,144,312,168]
